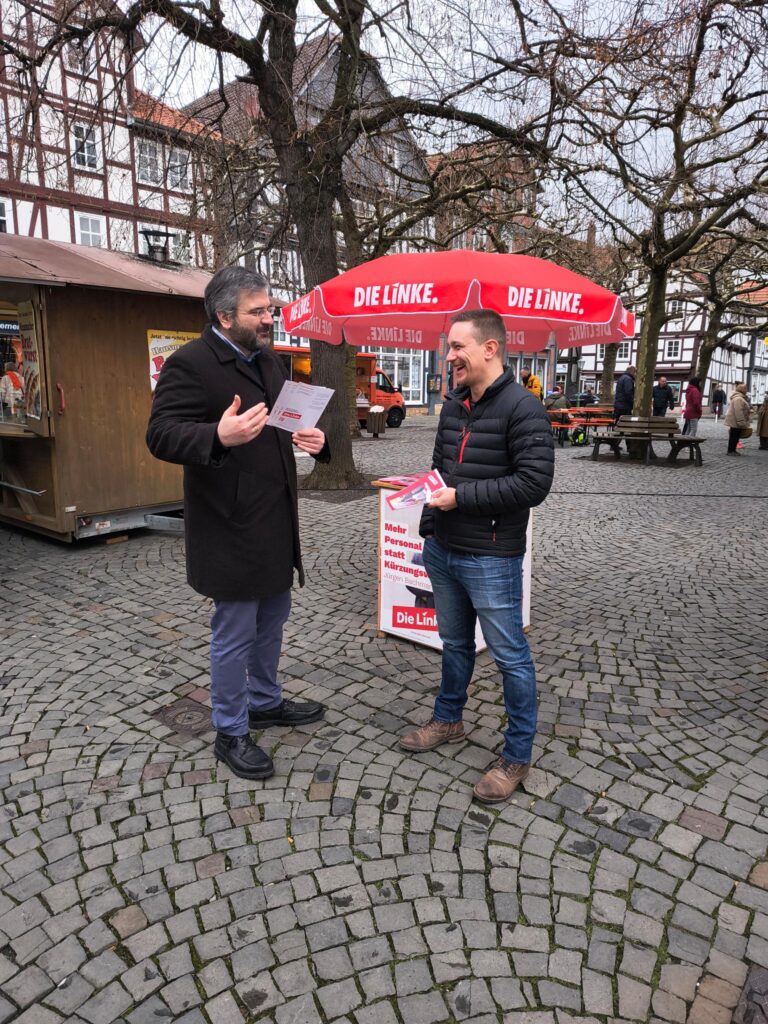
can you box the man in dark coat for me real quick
[652,376,676,417]
[614,365,636,420]
[147,267,329,780]
[399,309,554,804]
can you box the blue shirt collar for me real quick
[211,324,260,364]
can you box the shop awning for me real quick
[0,234,211,296]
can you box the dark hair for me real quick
[689,376,701,389]
[451,309,506,353]
[204,266,269,325]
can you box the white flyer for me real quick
[266,380,334,432]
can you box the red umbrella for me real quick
[282,251,634,352]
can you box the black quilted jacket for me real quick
[420,368,554,556]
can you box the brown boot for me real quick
[473,757,530,803]
[399,718,465,753]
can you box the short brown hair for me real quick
[452,309,506,350]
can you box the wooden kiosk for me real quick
[0,235,209,540]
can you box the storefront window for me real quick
[0,303,33,427]
[366,347,425,404]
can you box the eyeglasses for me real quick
[252,306,276,318]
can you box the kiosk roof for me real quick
[0,234,211,296]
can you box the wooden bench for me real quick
[591,415,705,466]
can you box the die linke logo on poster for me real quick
[392,606,437,630]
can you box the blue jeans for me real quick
[422,537,537,763]
[210,593,291,736]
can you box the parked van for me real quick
[274,346,406,428]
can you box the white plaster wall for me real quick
[104,125,130,163]
[109,218,134,252]
[168,194,191,216]
[72,174,104,198]
[138,190,163,211]
[46,205,72,243]
[15,144,39,186]
[38,106,65,147]
[15,200,38,236]
[108,167,134,205]
[42,149,69,190]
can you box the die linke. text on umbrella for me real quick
[507,286,584,315]
[354,283,437,306]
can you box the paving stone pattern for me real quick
[1,416,767,1024]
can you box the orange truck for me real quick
[273,346,406,428]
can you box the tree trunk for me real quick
[285,185,364,489]
[599,343,619,403]
[695,306,724,392]
[633,266,668,416]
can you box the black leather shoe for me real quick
[214,733,274,780]
[248,699,325,730]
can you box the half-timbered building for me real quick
[0,1,217,265]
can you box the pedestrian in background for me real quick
[147,266,329,780]
[544,385,569,410]
[399,308,554,804]
[652,376,675,417]
[711,383,727,420]
[724,383,751,455]
[681,376,702,436]
[613,365,636,421]
[520,366,542,400]
[757,396,768,450]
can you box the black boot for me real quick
[248,699,325,730]
[214,733,274,780]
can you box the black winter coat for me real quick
[420,368,554,556]
[614,372,635,414]
[652,383,675,415]
[146,327,330,601]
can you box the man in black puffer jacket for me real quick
[400,309,554,804]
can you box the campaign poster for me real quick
[17,301,42,420]
[147,330,198,391]
[378,489,486,651]
[378,486,532,650]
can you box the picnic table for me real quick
[547,406,615,446]
[591,415,705,466]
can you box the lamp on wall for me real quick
[139,228,174,263]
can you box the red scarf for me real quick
[5,371,22,390]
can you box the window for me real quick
[367,348,425,404]
[0,199,7,233]
[617,341,630,360]
[597,345,606,361]
[168,148,190,190]
[666,338,681,360]
[668,299,685,319]
[72,124,97,169]
[77,214,103,247]
[172,231,191,264]
[274,310,303,347]
[138,140,161,184]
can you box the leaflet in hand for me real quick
[267,380,334,432]
[386,470,446,511]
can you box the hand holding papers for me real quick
[267,380,334,432]
[386,470,446,511]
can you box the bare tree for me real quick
[526,0,768,414]
[2,0,567,486]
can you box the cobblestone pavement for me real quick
[1,415,767,1024]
